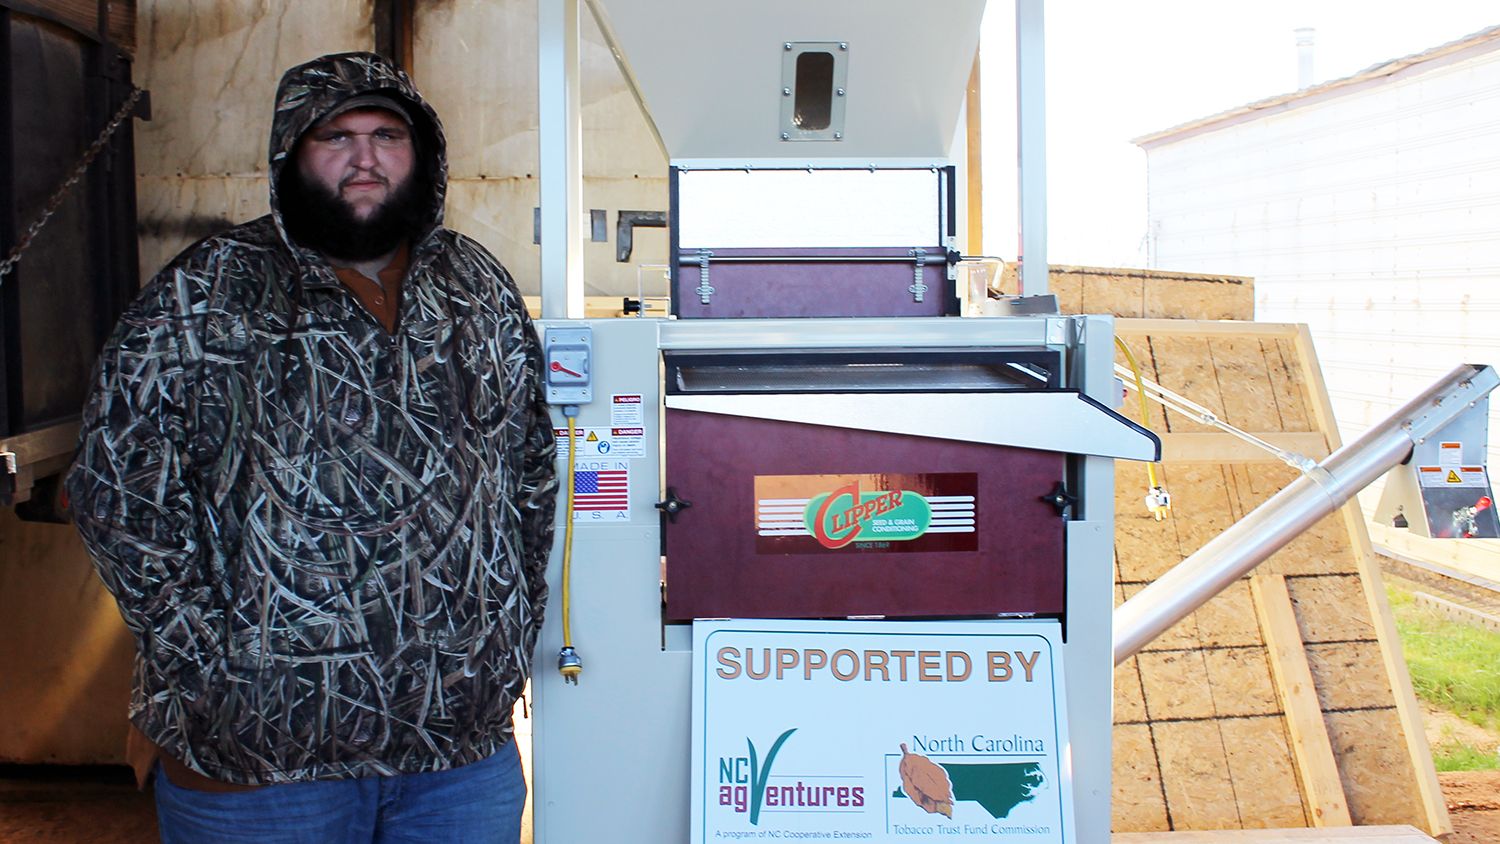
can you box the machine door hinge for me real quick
[695,249,715,304]
[909,248,929,303]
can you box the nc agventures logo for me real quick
[717,729,866,824]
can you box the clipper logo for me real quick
[807,481,932,549]
[717,729,866,824]
[754,473,978,555]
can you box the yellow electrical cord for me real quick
[1115,337,1171,521]
[558,415,582,683]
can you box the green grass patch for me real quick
[1389,584,1500,732]
[1432,739,1500,772]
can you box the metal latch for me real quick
[0,451,16,505]
[695,249,715,305]
[909,248,929,303]
[655,487,693,523]
[1041,482,1077,518]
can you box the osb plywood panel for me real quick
[1219,716,1309,828]
[1213,337,1287,431]
[1154,720,1242,829]
[1192,583,1263,650]
[1144,275,1254,322]
[1304,642,1396,713]
[1114,829,1439,843]
[1267,338,1316,433]
[1265,517,1359,577]
[1139,651,1218,721]
[1124,583,1203,654]
[1164,465,1238,556]
[1112,319,1439,834]
[1114,723,1171,833]
[1203,648,1280,718]
[1325,710,1426,826]
[995,265,1254,321]
[1145,337,1225,435]
[1116,659,1148,724]
[1286,575,1378,644]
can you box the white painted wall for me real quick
[1142,42,1500,513]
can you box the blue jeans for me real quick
[154,742,525,844]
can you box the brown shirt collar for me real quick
[330,241,409,333]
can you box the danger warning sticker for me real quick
[611,394,645,426]
[555,426,645,459]
[1418,465,1490,489]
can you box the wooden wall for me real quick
[1109,319,1449,835]
[994,264,1255,320]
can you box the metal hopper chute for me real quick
[584,0,985,166]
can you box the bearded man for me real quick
[66,52,557,843]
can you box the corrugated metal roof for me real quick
[1134,23,1500,149]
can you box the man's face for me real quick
[296,108,415,222]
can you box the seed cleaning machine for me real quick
[530,3,1158,842]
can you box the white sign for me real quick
[692,619,1073,843]
[555,426,645,459]
[611,394,645,426]
[1419,465,1490,488]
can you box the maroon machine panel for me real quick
[663,409,1066,621]
[675,248,953,319]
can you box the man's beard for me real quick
[278,165,430,261]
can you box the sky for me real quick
[978,1,1500,267]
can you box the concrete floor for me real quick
[0,764,156,843]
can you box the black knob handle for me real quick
[1041,482,1077,518]
[655,487,693,523]
[622,297,643,315]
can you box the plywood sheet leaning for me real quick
[1110,319,1449,836]
[994,265,1255,320]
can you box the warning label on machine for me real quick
[610,393,645,426]
[753,473,978,555]
[555,426,645,459]
[1418,465,1489,488]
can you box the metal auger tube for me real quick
[1114,363,1499,666]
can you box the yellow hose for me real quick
[562,417,577,647]
[558,416,581,682]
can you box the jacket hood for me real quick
[269,52,447,252]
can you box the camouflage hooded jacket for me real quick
[66,53,557,784]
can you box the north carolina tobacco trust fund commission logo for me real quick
[890,736,1051,837]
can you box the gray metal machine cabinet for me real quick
[530,2,1154,842]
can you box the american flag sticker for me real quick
[571,460,630,514]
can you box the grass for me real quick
[1431,741,1500,772]
[1388,583,1500,770]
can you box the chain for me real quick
[0,86,144,284]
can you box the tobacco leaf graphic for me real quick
[898,742,954,818]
